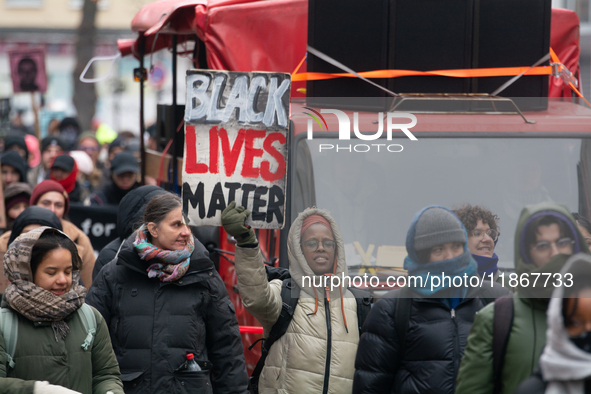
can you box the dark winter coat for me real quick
[353,284,507,394]
[92,185,167,281]
[353,205,509,394]
[86,234,248,394]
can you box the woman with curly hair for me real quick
[453,204,501,279]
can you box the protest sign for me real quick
[8,48,47,93]
[182,70,291,229]
[68,203,118,250]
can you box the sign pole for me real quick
[30,92,40,139]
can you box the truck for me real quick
[109,0,591,372]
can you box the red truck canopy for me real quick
[117,0,580,98]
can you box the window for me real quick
[68,0,109,10]
[5,0,42,8]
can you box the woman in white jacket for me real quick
[222,203,360,394]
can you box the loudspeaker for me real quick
[472,0,551,111]
[387,0,474,95]
[155,104,185,157]
[307,0,551,111]
[307,0,390,111]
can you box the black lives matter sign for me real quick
[182,70,290,229]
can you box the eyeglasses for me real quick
[470,229,500,242]
[531,237,575,253]
[301,239,336,252]
[78,146,100,152]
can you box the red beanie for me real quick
[301,214,332,236]
[30,179,70,216]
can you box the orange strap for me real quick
[549,48,591,108]
[292,49,590,108]
[292,65,552,82]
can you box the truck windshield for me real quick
[293,137,591,273]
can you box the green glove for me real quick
[221,201,257,245]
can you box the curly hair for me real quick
[452,204,499,234]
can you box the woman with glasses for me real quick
[76,133,104,193]
[453,204,502,280]
[222,203,361,394]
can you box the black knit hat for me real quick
[4,134,28,159]
[1,151,28,182]
[108,136,128,155]
[41,136,66,153]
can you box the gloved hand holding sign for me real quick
[222,201,258,246]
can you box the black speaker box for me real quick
[307,0,390,111]
[155,104,185,157]
[472,0,551,111]
[307,0,551,111]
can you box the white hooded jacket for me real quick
[234,208,359,394]
[539,254,591,394]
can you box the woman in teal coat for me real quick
[0,227,123,394]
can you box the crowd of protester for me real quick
[0,116,590,394]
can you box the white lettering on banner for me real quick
[185,73,290,128]
[183,70,290,229]
[81,219,116,238]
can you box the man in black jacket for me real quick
[91,152,140,206]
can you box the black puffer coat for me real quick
[353,285,507,394]
[86,234,248,394]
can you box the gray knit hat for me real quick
[414,207,466,251]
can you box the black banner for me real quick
[68,203,119,251]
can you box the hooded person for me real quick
[30,180,96,288]
[222,203,362,394]
[92,185,167,280]
[57,117,81,151]
[456,202,590,394]
[0,206,63,297]
[28,136,66,187]
[0,227,124,394]
[3,182,32,230]
[50,155,87,203]
[514,253,591,394]
[1,151,28,188]
[4,134,29,160]
[353,206,508,394]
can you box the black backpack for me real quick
[248,266,373,394]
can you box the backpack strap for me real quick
[0,308,17,369]
[492,295,515,394]
[347,287,373,331]
[394,288,412,357]
[78,304,97,351]
[248,278,300,394]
